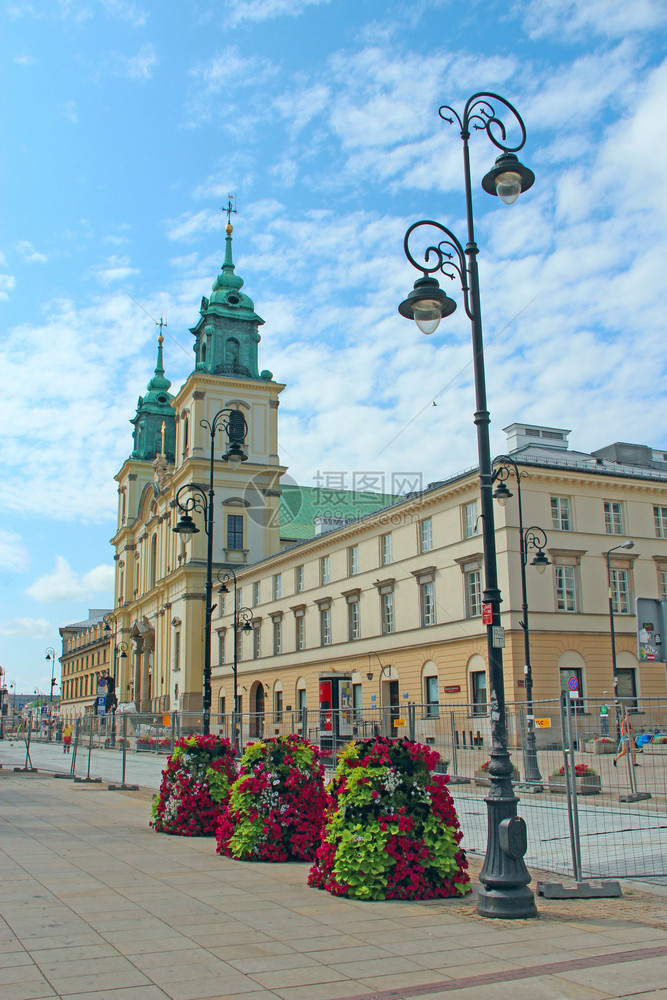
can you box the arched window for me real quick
[227,338,240,363]
[182,416,189,458]
[467,654,487,715]
[274,679,283,722]
[120,490,126,525]
[201,341,207,363]
[421,660,439,718]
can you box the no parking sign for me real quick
[568,676,579,698]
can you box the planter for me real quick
[584,740,616,755]
[474,768,520,787]
[549,774,601,795]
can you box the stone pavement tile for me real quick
[480,939,583,960]
[28,944,123,963]
[358,968,451,990]
[43,968,155,994]
[1,978,56,1000]
[413,976,613,1000]
[22,932,109,951]
[1,966,43,987]
[183,930,277,949]
[327,956,425,979]
[226,954,320,975]
[317,917,403,936]
[203,993,279,1000]
[375,934,479,957]
[156,974,267,1000]
[102,934,193,955]
[33,955,141,979]
[0,950,34,968]
[209,942,296,962]
[270,982,368,1000]
[602,926,667,943]
[133,959,233,985]
[625,992,667,999]
[406,946,480,967]
[251,965,348,989]
[282,935,364,953]
[301,945,391,965]
[129,949,228,971]
[555,957,667,995]
[432,958,526,979]
[60,989,170,1000]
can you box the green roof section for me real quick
[280,484,403,541]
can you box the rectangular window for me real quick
[348,600,360,640]
[659,571,667,600]
[464,501,479,539]
[617,668,638,712]
[274,690,283,723]
[352,683,363,720]
[425,675,439,718]
[217,632,225,665]
[297,687,307,713]
[253,581,261,606]
[471,671,487,715]
[551,496,571,531]
[320,608,331,646]
[253,625,261,659]
[348,545,359,576]
[421,581,435,626]
[420,518,433,553]
[381,533,392,565]
[273,620,282,655]
[381,592,394,634]
[296,615,305,651]
[227,514,243,550]
[610,568,630,614]
[320,556,330,585]
[465,570,482,618]
[654,506,667,538]
[273,573,282,600]
[555,565,577,612]
[604,500,623,535]
[174,632,181,672]
[235,587,242,611]
[295,565,305,592]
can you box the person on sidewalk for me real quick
[613,715,638,768]
[62,724,73,754]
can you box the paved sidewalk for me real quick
[1,771,667,1000]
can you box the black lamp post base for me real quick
[476,882,537,919]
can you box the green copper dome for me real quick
[130,334,176,462]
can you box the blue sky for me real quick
[2,0,667,697]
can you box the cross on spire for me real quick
[224,194,237,227]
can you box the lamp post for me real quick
[103,613,127,745]
[399,92,536,918]
[173,408,248,736]
[605,540,635,739]
[217,568,253,751]
[493,458,550,785]
[45,647,56,741]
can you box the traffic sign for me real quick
[482,603,493,625]
[568,676,578,691]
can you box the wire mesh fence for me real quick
[3,696,665,883]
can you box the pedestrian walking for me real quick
[62,723,73,754]
[613,715,638,768]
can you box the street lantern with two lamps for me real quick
[172,408,248,736]
[398,92,536,918]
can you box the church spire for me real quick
[130,326,176,462]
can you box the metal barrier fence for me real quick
[4,697,665,884]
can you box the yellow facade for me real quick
[59,610,113,722]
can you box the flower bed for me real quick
[151,735,237,836]
[136,737,171,752]
[584,737,615,755]
[548,762,601,795]
[216,735,326,862]
[308,737,471,901]
[473,759,520,786]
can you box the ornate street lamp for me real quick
[217,568,253,752]
[399,92,536,919]
[493,457,550,786]
[173,408,248,736]
[605,540,635,739]
[45,647,56,741]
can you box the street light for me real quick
[45,647,56,741]
[173,408,248,736]
[217,568,253,751]
[103,613,127,746]
[605,540,635,739]
[493,457,550,786]
[399,92,536,919]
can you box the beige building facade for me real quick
[59,608,112,722]
[211,427,667,732]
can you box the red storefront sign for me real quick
[443,685,461,694]
[482,603,493,625]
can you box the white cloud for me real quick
[26,557,114,602]
[0,617,53,637]
[0,531,30,572]
[0,274,16,300]
[60,100,78,124]
[14,53,37,65]
[93,255,140,284]
[15,240,47,263]
[101,0,148,26]
[227,0,332,26]
[115,43,158,80]
[522,0,667,39]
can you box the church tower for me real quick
[110,213,286,716]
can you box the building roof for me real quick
[280,484,402,541]
[60,608,112,632]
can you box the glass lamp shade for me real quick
[413,300,445,335]
[493,482,513,506]
[222,442,248,467]
[495,170,522,205]
[531,551,550,574]
[173,513,199,536]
